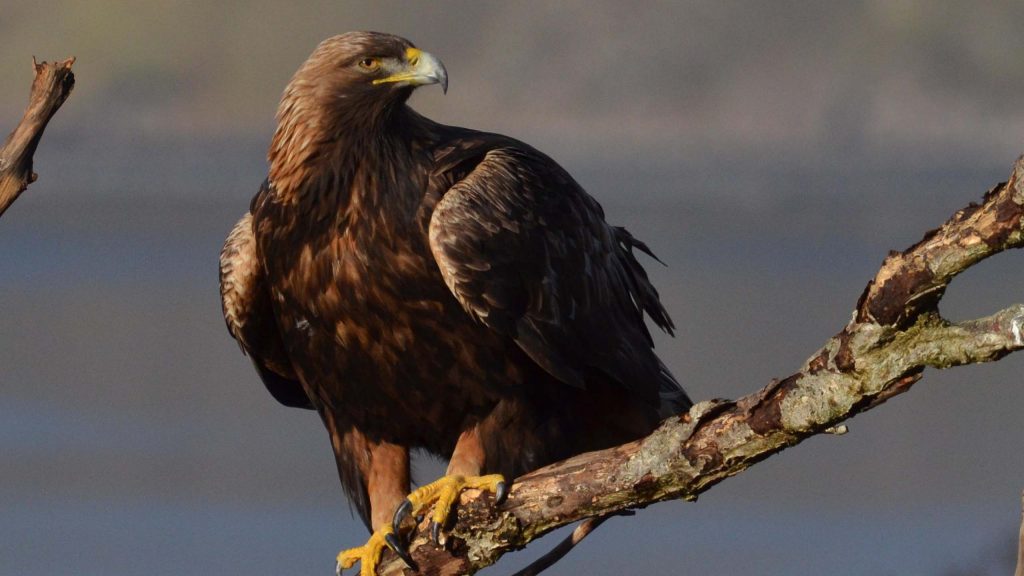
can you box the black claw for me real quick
[392,499,413,536]
[415,514,424,524]
[494,481,509,504]
[430,520,442,544]
[384,532,418,571]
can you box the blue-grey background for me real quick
[2,2,1023,574]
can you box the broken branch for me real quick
[0,57,75,218]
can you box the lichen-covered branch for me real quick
[0,57,75,218]
[376,156,1024,575]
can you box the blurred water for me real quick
[0,496,1016,576]
[3,2,1024,573]
[2,158,1023,574]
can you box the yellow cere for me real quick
[373,47,426,86]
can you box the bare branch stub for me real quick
[0,57,75,218]
[372,157,1024,575]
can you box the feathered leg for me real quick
[324,413,414,575]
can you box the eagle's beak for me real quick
[375,47,448,94]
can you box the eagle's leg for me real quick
[334,438,415,575]
[392,426,508,545]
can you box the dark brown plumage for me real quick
[220,31,690,543]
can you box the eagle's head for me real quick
[298,32,447,102]
[269,31,447,193]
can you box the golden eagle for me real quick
[220,31,691,574]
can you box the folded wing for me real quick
[428,145,690,412]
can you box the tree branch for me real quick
[0,57,75,218]
[377,156,1024,575]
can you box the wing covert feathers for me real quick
[429,146,690,410]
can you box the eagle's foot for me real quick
[392,473,508,546]
[336,524,415,576]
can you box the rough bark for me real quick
[0,57,75,218]
[371,156,1024,575]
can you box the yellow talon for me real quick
[393,473,508,544]
[336,524,394,576]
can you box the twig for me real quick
[508,515,612,576]
[0,57,75,218]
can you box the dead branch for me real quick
[0,57,75,218]
[372,155,1024,575]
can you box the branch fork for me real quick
[374,156,1024,575]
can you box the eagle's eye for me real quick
[358,58,381,71]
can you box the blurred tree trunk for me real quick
[1016,492,1024,576]
[0,57,75,218]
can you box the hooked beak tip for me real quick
[420,49,448,94]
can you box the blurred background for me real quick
[2,1,1023,574]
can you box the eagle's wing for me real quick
[220,208,313,410]
[429,145,690,411]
